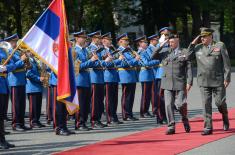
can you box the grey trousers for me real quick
[199,86,228,130]
[164,90,186,129]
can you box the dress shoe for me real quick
[124,116,138,121]
[13,125,31,132]
[109,120,124,126]
[76,125,90,131]
[183,120,191,133]
[56,128,70,136]
[93,121,105,128]
[5,141,15,148]
[65,129,75,135]
[201,130,213,136]
[0,141,9,149]
[143,112,154,118]
[223,122,229,131]
[165,129,175,135]
[32,122,46,128]
[222,115,230,131]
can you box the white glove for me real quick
[0,65,7,73]
[159,34,166,44]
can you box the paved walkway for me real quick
[1,72,235,155]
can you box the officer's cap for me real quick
[134,35,147,42]
[168,33,179,39]
[200,27,214,37]
[72,30,87,38]
[4,34,19,42]
[148,34,159,40]
[88,30,101,38]
[159,27,173,34]
[116,33,129,41]
[101,32,112,40]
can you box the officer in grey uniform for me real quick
[188,27,231,135]
[152,34,193,135]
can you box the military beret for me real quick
[159,27,173,34]
[4,34,19,41]
[72,30,87,38]
[101,32,112,39]
[134,35,147,42]
[148,34,159,40]
[116,33,129,41]
[200,27,214,37]
[87,30,101,38]
[168,33,179,39]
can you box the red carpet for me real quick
[56,108,235,155]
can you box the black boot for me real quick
[179,103,191,133]
[0,120,14,149]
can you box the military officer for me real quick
[135,36,159,118]
[152,34,193,135]
[87,30,110,128]
[189,27,231,135]
[5,34,31,131]
[0,43,15,149]
[117,33,140,121]
[101,32,123,125]
[73,30,97,131]
[26,53,45,128]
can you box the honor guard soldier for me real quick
[87,31,110,128]
[101,32,123,125]
[73,30,97,131]
[146,34,163,122]
[26,53,45,128]
[0,42,15,149]
[152,34,193,135]
[49,71,74,136]
[189,27,231,135]
[117,33,140,121]
[5,34,31,131]
[136,36,159,118]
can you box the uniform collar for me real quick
[75,44,83,49]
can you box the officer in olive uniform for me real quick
[135,36,159,118]
[101,32,123,125]
[117,33,140,121]
[152,34,193,135]
[87,31,110,128]
[189,27,231,135]
[73,30,97,131]
[26,53,45,128]
[5,34,31,131]
[0,44,15,149]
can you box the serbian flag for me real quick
[19,0,79,114]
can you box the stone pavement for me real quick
[1,72,235,155]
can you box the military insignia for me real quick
[212,47,220,52]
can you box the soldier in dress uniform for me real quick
[146,34,164,123]
[0,42,15,149]
[87,30,111,128]
[188,27,231,135]
[26,53,46,128]
[5,34,31,131]
[135,36,159,118]
[73,30,97,131]
[117,33,140,121]
[152,34,193,135]
[101,32,123,125]
[49,71,75,136]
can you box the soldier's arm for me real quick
[26,69,41,83]
[5,59,16,72]
[220,43,231,84]
[140,53,159,67]
[186,59,193,87]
